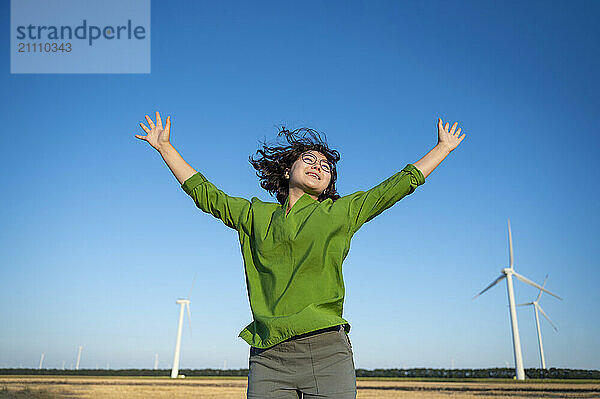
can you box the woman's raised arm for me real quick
[136,111,250,231]
[135,111,197,185]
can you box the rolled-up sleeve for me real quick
[181,172,251,231]
[344,164,425,234]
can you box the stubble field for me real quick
[1,376,599,398]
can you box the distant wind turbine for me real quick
[38,353,45,370]
[517,274,560,370]
[154,353,159,370]
[171,274,195,379]
[473,218,562,380]
[76,346,83,370]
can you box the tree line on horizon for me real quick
[1,368,598,379]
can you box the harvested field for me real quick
[1,376,599,398]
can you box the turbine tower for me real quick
[171,274,196,379]
[473,218,562,380]
[38,353,45,370]
[518,275,560,370]
[75,346,83,370]
[170,299,192,378]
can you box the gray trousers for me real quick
[247,324,357,398]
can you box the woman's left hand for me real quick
[437,118,465,153]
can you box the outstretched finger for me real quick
[455,127,462,137]
[145,115,155,129]
[450,122,458,134]
[134,134,147,140]
[139,122,150,133]
[444,122,449,132]
[165,115,171,134]
[156,111,163,130]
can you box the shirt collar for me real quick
[283,192,318,215]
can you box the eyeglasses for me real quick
[301,152,333,173]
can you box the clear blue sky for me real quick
[1,0,599,371]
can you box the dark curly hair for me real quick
[249,127,341,205]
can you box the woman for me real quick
[135,113,465,398]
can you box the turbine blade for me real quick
[507,218,514,269]
[536,274,548,302]
[517,302,534,306]
[187,272,197,301]
[512,272,563,300]
[536,304,558,332]
[186,303,193,338]
[473,275,506,300]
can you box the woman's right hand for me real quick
[135,111,171,152]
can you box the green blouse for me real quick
[181,163,425,348]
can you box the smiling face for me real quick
[284,150,332,197]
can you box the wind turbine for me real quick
[518,275,559,370]
[38,353,45,369]
[473,218,562,380]
[171,274,195,379]
[75,346,83,370]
